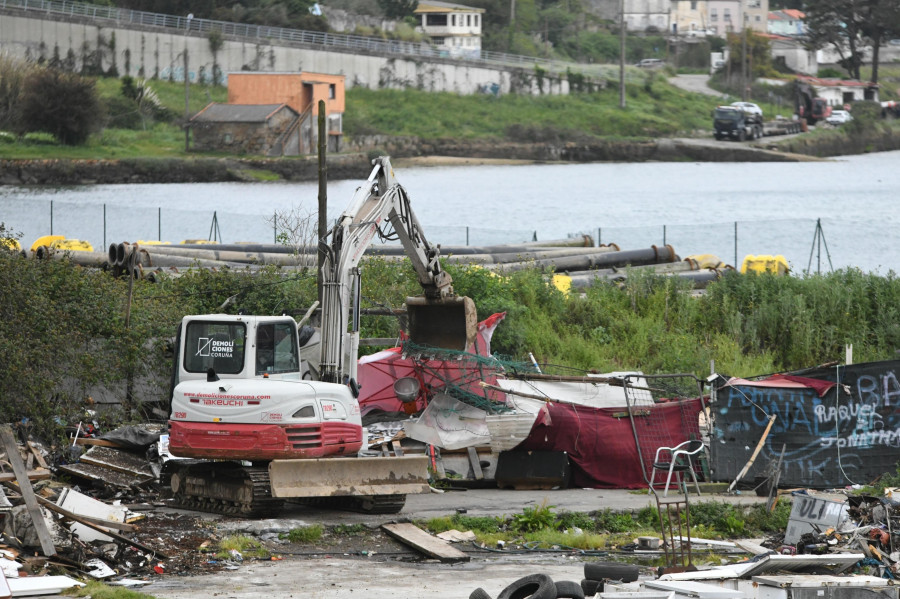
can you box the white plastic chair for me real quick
[650,440,704,497]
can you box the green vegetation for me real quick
[345,81,711,140]
[332,523,368,536]
[422,500,791,548]
[217,534,271,559]
[70,581,155,599]
[4,229,900,442]
[281,524,325,543]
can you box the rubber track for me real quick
[171,464,285,518]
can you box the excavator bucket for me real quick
[405,295,478,351]
[268,455,430,498]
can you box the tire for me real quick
[497,574,556,599]
[714,133,722,140]
[738,129,746,141]
[584,561,640,583]
[555,580,585,599]
[470,588,493,599]
[581,579,603,596]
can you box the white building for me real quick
[767,9,805,37]
[414,0,485,59]
[707,0,768,37]
[623,0,670,32]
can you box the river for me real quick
[2,151,898,274]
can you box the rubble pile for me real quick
[0,422,233,594]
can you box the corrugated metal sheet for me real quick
[191,103,293,123]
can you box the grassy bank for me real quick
[0,73,717,161]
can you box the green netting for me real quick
[400,341,539,414]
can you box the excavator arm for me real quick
[318,156,476,385]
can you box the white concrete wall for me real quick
[0,12,568,96]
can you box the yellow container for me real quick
[551,274,572,295]
[741,254,789,275]
[180,239,219,245]
[138,240,172,245]
[686,254,726,269]
[51,239,94,252]
[30,235,65,252]
[1,238,21,251]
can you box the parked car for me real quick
[730,101,763,117]
[635,59,664,68]
[826,110,853,125]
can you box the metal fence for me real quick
[0,0,620,77]
[12,200,881,275]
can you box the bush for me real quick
[19,68,105,144]
[0,55,36,131]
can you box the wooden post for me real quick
[0,426,56,556]
[317,99,327,308]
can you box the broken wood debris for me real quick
[381,522,470,563]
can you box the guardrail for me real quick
[0,0,615,76]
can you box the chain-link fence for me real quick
[7,198,892,274]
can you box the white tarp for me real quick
[404,394,490,450]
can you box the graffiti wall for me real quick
[709,360,900,488]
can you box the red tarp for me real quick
[724,374,836,398]
[357,312,507,416]
[516,398,704,489]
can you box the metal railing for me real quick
[0,0,618,76]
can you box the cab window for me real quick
[184,321,246,375]
[256,322,299,375]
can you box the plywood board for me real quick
[381,523,469,563]
[79,446,155,479]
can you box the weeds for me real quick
[216,535,270,559]
[512,500,557,533]
[70,581,154,599]
[332,523,367,536]
[281,525,324,543]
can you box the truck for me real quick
[713,105,764,141]
[164,156,477,516]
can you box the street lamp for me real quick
[184,13,193,152]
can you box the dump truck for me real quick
[713,105,764,141]
[165,156,477,516]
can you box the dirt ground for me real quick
[119,487,776,597]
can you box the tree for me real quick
[208,29,224,86]
[19,68,105,145]
[803,0,900,82]
[377,0,418,20]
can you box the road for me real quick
[141,487,772,599]
[668,74,724,98]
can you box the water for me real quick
[2,151,899,273]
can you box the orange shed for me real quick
[227,72,346,151]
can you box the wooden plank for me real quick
[467,447,484,480]
[72,439,125,448]
[26,491,166,558]
[57,463,153,488]
[381,523,469,563]
[390,441,404,457]
[79,446,155,478]
[0,470,51,483]
[0,426,56,557]
[27,442,49,469]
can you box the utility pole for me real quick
[508,0,516,51]
[184,13,193,153]
[619,0,626,108]
[317,100,327,308]
[741,2,748,101]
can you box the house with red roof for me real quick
[768,9,806,37]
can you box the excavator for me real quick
[164,156,477,516]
